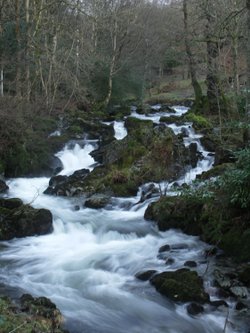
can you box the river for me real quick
[0,106,246,333]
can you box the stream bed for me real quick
[0,106,248,333]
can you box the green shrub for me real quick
[220,148,250,209]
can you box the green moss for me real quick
[0,297,64,333]
[184,112,212,130]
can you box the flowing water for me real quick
[0,107,247,333]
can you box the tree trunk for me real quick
[205,11,221,114]
[25,0,31,101]
[231,35,240,95]
[15,0,22,98]
[0,4,3,97]
[104,18,118,107]
[244,0,250,142]
[183,0,202,106]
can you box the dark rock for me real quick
[165,258,175,265]
[171,243,189,250]
[150,269,209,303]
[187,302,204,315]
[49,175,68,187]
[235,301,248,311]
[0,198,23,210]
[184,261,197,268]
[158,244,171,253]
[0,179,9,193]
[85,194,110,209]
[44,168,90,196]
[210,300,228,308]
[216,288,231,299]
[181,127,189,137]
[139,183,159,203]
[189,142,198,168]
[135,270,158,281]
[0,204,53,240]
[50,156,63,175]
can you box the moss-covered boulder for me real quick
[144,196,203,235]
[0,198,53,240]
[150,269,209,303]
[0,295,66,333]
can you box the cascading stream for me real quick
[0,107,244,333]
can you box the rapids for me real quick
[0,106,246,333]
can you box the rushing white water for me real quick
[103,121,127,140]
[0,108,245,333]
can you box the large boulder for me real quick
[0,198,53,240]
[44,168,90,196]
[144,196,203,235]
[150,268,209,303]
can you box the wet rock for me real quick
[0,201,53,240]
[171,243,189,250]
[184,261,197,268]
[49,175,68,187]
[165,258,175,265]
[0,179,8,193]
[150,269,209,303]
[139,183,159,203]
[214,269,232,289]
[44,168,90,196]
[0,198,23,210]
[189,142,199,168]
[158,244,171,253]
[181,127,189,137]
[230,286,248,299]
[186,302,204,315]
[135,270,158,281]
[210,300,228,308]
[85,194,111,209]
[216,288,231,299]
[235,301,248,310]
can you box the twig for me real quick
[8,321,27,333]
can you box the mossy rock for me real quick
[184,112,212,131]
[144,196,203,235]
[197,163,233,180]
[0,296,65,333]
[150,269,209,303]
[0,200,53,240]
